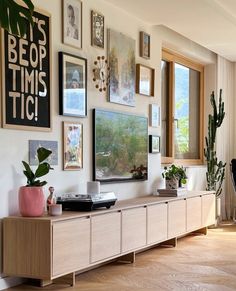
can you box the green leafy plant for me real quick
[22,147,54,187]
[0,0,34,37]
[162,164,187,184]
[204,89,226,197]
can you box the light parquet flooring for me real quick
[7,222,236,291]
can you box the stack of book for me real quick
[157,188,187,197]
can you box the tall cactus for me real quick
[204,89,226,197]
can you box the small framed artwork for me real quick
[62,0,82,49]
[63,121,83,170]
[149,135,160,153]
[91,10,104,48]
[136,64,155,96]
[140,31,150,59]
[150,104,160,127]
[59,52,87,117]
[29,140,58,165]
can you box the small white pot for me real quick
[166,179,178,190]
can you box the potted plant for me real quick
[162,164,187,190]
[19,147,54,217]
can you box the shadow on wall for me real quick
[186,167,207,191]
[8,166,23,216]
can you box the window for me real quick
[161,49,204,165]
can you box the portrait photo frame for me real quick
[140,31,150,59]
[136,64,155,97]
[91,10,104,49]
[63,121,83,170]
[149,135,160,153]
[59,52,87,117]
[62,0,82,49]
[150,104,160,127]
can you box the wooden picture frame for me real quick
[59,52,87,117]
[63,121,83,170]
[140,31,150,59]
[150,104,160,127]
[91,10,104,48]
[136,64,155,97]
[1,8,51,131]
[62,0,82,49]
[149,135,160,153]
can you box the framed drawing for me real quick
[63,121,83,170]
[91,10,104,48]
[140,31,150,59]
[59,52,87,117]
[29,140,58,165]
[108,29,135,107]
[1,8,51,131]
[62,0,82,49]
[149,135,160,153]
[136,64,155,96]
[150,104,160,127]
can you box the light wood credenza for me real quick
[3,191,215,287]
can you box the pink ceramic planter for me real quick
[19,186,45,217]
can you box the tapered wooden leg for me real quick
[192,227,207,235]
[39,279,52,287]
[54,272,75,286]
[160,237,177,247]
[118,252,136,263]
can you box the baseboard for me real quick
[0,276,24,290]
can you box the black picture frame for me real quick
[149,135,160,153]
[93,109,148,183]
[59,52,87,117]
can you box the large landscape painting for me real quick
[108,29,135,107]
[93,109,148,182]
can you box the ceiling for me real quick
[105,0,236,61]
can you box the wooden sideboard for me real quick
[3,191,215,286]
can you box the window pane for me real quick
[174,63,200,159]
[161,60,170,157]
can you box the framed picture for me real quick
[29,140,58,165]
[149,135,160,153]
[1,8,51,131]
[108,29,135,107]
[140,31,150,59]
[62,0,82,49]
[91,10,104,48]
[59,52,87,117]
[63,121,83,170]
[150,104,160,127]
[136,64,155,96]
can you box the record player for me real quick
[57,192,117,211]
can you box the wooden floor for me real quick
[7,222,236,291]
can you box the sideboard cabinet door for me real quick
[202,194,215,227]
[168,199,186,238]
[52,217,90,277]
[186,196,202,232]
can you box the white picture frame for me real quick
[150,104,160,127]
[63,0,82,49]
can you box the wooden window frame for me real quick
[161,48,204,166]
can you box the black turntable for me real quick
[57,192,117,211]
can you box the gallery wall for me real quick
[0,0,218,288]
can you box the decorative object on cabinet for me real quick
[136,64,155,96]
[29,140,58,165]
[140,31,150,59]
[150,104,160,127]
[162,164,187,190]
[63,121,83,170]
[62,0,82,49]
[1,8,51,131]
[59,52,87,117]
[19,147,54,217]
[0,0,34,37]
[91,10,104,48]
[149,135,160,153]
[108,29,135,107]
[92,56,110,92]
[93,109,148,182]
[204,89,226,198]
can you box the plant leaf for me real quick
[37,147,52,163]
[35,162,52,178]
[22,161,34,181]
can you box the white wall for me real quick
[0,0,218,288]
